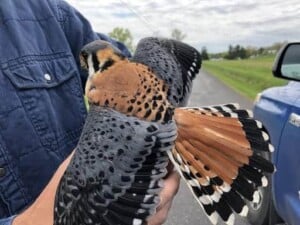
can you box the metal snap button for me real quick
[44,73,51,81]
[0,167,5,177]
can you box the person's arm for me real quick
[0,152,73,225]
[11,153,74,225]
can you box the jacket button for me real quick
[0,167,5,177]
[44,73,52,81]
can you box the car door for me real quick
[274,97,300,225]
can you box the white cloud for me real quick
[66,0,300,52]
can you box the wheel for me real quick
[268,197,284,225]
[246,152,283,225]
[246,179,271,225]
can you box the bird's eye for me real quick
[80,51,89,69]
[81,51,88,60]
[100,59,115,72]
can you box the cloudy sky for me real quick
[66,0,300,53]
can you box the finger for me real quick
[157,170,180,210]
[166,160,175,174]
[147,201,173,225]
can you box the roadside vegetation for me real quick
[203,55,287,99]
[202,42,288,99]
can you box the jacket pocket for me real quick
[2,55,87,155]
[4,58,74,89]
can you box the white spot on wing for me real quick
[255,120,263,128]
[261,176,268,187]
[239,205,249,216]
[253,191,260,203]
[226,214,235,225]
[246,110,254,117]
[220,182,231,192]
[143,194,152,202]
[262,131,269,141]
[133,218,142,225]
[199,195,213,205]
[176,152,183,164]
[210,191,221,202]
[269,144,275,152]
[209,212,219,225]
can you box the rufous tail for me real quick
[170,104,275,225]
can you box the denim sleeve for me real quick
[55,0,131,85]
[0,216,15,225]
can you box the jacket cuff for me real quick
[0,216,15,225]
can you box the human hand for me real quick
[147,163,181,225]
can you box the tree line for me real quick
[108,27,287,61]
[108,27,187,53]
[209,42,287,60]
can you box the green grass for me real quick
[84,95,90,111]
[203,55,287,99]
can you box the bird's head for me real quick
[80,40,126,95]
[80,40,125,75]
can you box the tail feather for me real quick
[249,153,275,173]
[179,126,252,165]
[179,139,237,183]
[172,105,275,225]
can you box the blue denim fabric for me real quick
[0,0,130,220]
[0,216,15,225]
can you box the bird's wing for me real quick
[54,105,177,225]
[132,37,201,107]
[171,104,275,225]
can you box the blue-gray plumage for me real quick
[133,37,201,107]
[54,106,177,225]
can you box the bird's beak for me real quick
[85,78,92,96]
[85,77,97,96]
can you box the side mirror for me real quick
[273,43,300,81]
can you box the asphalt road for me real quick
[165,70,253,225]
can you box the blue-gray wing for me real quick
[54,105,177,225]
[132,37,202,107]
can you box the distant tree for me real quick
[239,47,247,59]
[246,46,258,56]
[225,44,235,59]
[201,47,209,60]
[210,52,227,59]
[258,47,265,55]
[225,44,249,60]
[229,45,233,54]
[270,42,286,51]
[109,27,134,52]
[234,45,241,57]
[171,28,186,41]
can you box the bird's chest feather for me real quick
[87,61,174,123]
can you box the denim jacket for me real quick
[0,0,130,222]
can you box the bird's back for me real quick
[132,37,201,107]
